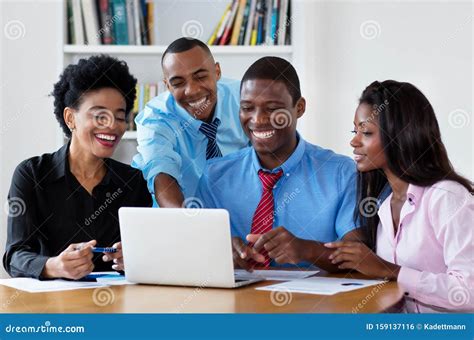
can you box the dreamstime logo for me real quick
[262,16,293,46]
[352,281,387,313]
[91,108,115,129]
[4,197,26,218]
[92,287,115,307]
[448,286,470,308]
[84,188,123,226]
[1,102,31,136]
[192,97,212,119]
[448,109,470,129]
[95,13,120,41]
[182,20,203,39]
[175,278,209,313]
[360,99,390,129]
[1,291,21,311]
[270,109,293,129]
[270,288,292,307]
[4,20,26,40]
[360,20,381,40]
[261,188,301,226]
[182,197,204,217]
[359,197,379,218]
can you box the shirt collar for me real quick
[48,140,118,187]
[251,133,306,174]
[378,183,424,222]
[406,183,425,206]
[47,142,69,182]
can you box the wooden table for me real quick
[0,272,403,313]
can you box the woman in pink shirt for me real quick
[325,80,473,312]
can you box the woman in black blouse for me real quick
[3,55,152,279]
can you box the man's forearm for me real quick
[154,173,185,208]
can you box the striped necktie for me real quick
[199,117,223,160]
[249,169,284,267]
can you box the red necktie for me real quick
[249,169,284,268]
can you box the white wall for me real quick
[0,0,62,278]
[0,0,472,278]
[300,0,473,180]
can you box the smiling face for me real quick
[240,79,305,169]
[64,87,127,159]
[350,103,388,172]
[162,46,221,122]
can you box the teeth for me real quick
[252,130,275,139]
[188,97,207,108]
[96,134,116,141]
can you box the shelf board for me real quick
[63,45,293,55]
[123,131,137,139]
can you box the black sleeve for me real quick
[2,161,49,278]
[136,175,153,207]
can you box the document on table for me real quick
[234,269,319,281]
[0,278,106,293]
[256,277,387,295]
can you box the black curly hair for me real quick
[51,54,137,138]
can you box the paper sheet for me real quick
[234,269,319,281]
[0,278,106,293]
[256,277,387,295]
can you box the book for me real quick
[277,0,288,45]
[126,0,136,45]
[271,0,279,45]
[147,1,155,44]
[144,84,150,109]
[256,0,265,44]
[129,83,162,130]
[138,84,145,113]
[133,0,142,45]
[111,0,129,45]
[71,0,85,44]
[139,0,148,45]
[81,0,101,45]
[149,84,157,100]
[230,0,247,45]
[264,0,273,45]
[66,0,75,44]
[214,3,233,45]
[208,2,231,45]
[97,0,114,44]
[244,0,256,45]
[132,84,139,114]
[250,9,258,45]
[67,0,290,46]
[219,0,239,45]
[237,0,251,45]
[285,0,291,45]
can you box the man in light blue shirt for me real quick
[132,38,248,207]
[195,57,361,271]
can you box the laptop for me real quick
[118,207,262,288]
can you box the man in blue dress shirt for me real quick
[195,57,362,272]
[132,38,248,207]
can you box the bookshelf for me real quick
[63,44,293,55]
[58,0,312,164]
